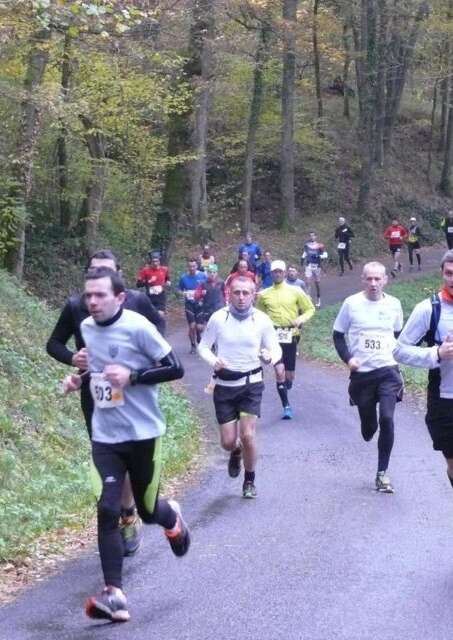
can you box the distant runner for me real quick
[333,261,404,493]
[178,259,207,353]
[198,244,216,272]
[383,219,408,277]
[257,251,273,289]
[334,216,354,276]
[198,276,281,498]
[286,265,307,292]
[195,263,226,323]
[136,251,171,319]
[440,211,453,250]
[63,267,189,623]
[394,250,453,495]
[257,260,315,420]
[301,231,328,307]
[406,216,422,271]
[238,231,262,272]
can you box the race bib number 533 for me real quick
[358,332,392,354]
[90,374,124,409]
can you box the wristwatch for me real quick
[129,370,139,386]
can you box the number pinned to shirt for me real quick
[90,374,125,409]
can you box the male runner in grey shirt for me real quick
[63,267,190,623]
[394,250,453,489]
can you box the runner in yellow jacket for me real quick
[256,260,315,419]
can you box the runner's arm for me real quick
[333,330,352,364]
[393,301,438,368]
[295,292,315,326]
[130,350,184,385]
[198,317,219,367]
[261,322,283,365]
[46,301,77,366]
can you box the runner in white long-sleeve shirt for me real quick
[394,250,453,487]
[198,276,282,498]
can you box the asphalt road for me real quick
[3,245,453,639]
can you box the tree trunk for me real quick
[241,19,272,233]
[439,77,450,152]
[342,23,352,119]
[313,0,323,122]
[188,0,214,243]
[375,0,388,167]
[79,116,107,254]
[5,29,50,279]
[427,79,438,185]
[280,0,298,228]
[57,32,72,229]
[440,100,453,196]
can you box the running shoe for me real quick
[119,513,143,557]
[165,500,191,557]
[242,481,257,499]
[190,345,197,354]
[375,471,394,493]
[282,405,293,420]
[390,270,396,279]
[228,448,242,478]
[315,298,321,308]
[85,586,130,622]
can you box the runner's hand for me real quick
[347,357,361,371]
[214,358,227,371]
[71,348,88,370]
[438,334,453,360]
[104,364,132,388]
[259,348,272,364]
[63,374,82,395]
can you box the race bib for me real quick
[185,290,195,301]
[276,327,293,343]
[390,231,400,239]
[358,332,392,354]
[448,227,453,234]
[149,285,163,295]
[90,374,124,410]
[337,242,346,250]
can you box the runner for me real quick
[286,265,307,292]
[440,210,453,250]
[257,250,273,289]
[257,260,315,420]
[225,259,256,302]
[198,244,215,271]
[332,261,404,493]
[383,219,408,277]
[406,216,422,271]
[198,276,281,498]
[334,216,354,275]
[63,267,190,622]
[195,263,226,323]
[178,258,207,354]
[301,231,328,307]
[238,231,262,272]
[394,250,453,492]
[231,249,256,275]
[47,249,164,556]
[136,251,171,319]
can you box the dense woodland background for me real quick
[1,0,453,300]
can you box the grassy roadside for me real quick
[301,274,442,390]
[0,270,200,565]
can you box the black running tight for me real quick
[357,394,397,472]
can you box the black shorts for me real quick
[148,291,166,312]
[348,366,403,407]
[185,302,204,324]
[277,339,298,372]
[389,245,402,257]
[213,382,264,424]
[426,395,453,457]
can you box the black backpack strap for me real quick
[426,293,441,346]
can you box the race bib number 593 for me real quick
[90,374,124,409]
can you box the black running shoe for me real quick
[85,586,130,622]
[165,500,191,557]
[228,448,242,478]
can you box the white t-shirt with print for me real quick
[333,291,403,372]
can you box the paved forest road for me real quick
[3,243,453,639]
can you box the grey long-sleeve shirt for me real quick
[393,296,453,399]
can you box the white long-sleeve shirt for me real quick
[198,307,282,386]
[393,296,453,399]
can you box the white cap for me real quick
[271,260,286,271]
[410,216,416,221]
